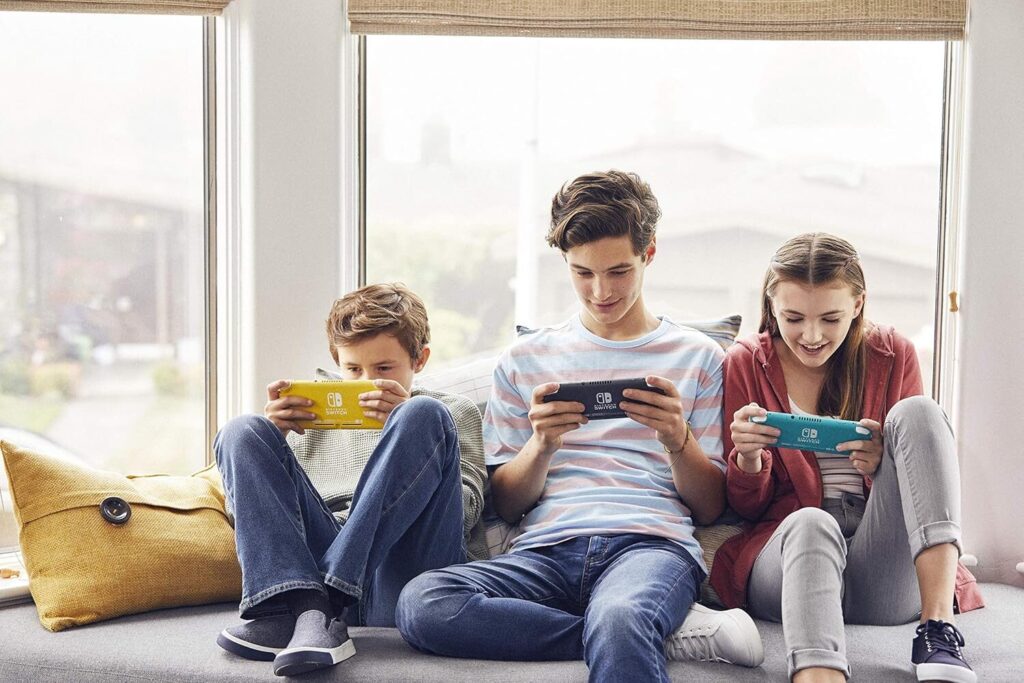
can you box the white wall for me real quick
[219,0,347,416]
[956,0,1024,586]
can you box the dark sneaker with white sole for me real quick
[218,614,296,661]
[217,614,352,663]
[273,609,356,676]
[912,620,976,683]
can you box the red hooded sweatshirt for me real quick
[709,325,983,613]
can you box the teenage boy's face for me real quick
[771,280,864,371]
[565,235,654,337]
[334,333,427,393]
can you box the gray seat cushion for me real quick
[1,583,1021,682]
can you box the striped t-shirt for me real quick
[484,315,726,571]
[789,400,865,500]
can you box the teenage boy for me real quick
[214,283,487,677]
[395,170,763,681]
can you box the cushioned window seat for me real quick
[1,582,1021,682]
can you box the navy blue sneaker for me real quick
[912,620,976,683]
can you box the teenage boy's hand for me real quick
[527,382,587,458]
[265,380,316,437]
[839,418,883,476]
[358,379,411,423]
[619,375,691,453]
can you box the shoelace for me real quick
[667,629,720,662]
[916,620,966,658]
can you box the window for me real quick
[0,12,208,550]
[365,37,944,383]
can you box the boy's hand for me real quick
[838,418,883,476]
[265,379,316,436]
[527,382,587,458]
[730,402,779,465]
[619,375,690,453]
[358,379,411,423]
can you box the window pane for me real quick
[366,37,942,388]
[0,13,206,550]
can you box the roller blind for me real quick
[0,0,229,15]
[348,1,966,40]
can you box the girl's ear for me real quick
[853,292,866,318]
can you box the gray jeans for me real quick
[746,396,962,679]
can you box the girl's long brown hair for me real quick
[759,233,868,420]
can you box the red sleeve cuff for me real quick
[727,449,772,486]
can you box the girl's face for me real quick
[771,280,864,370]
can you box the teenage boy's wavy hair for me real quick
[759,232,868,421]
[326,283,430,364]
[546,170,661,256]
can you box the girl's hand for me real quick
[839,418,883,476]
[730,402,779,463]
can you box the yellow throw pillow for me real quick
[0,440,241,632]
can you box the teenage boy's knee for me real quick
[395,571,453,650]
[214,414,283,467]
[391,394,449,423]
[389,395,456,443]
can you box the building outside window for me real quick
[0,12,207,550]
[365,37,944,387]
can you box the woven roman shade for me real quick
[0,0,228,14]
[348,1,966,40]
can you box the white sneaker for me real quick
[665,603,764,667]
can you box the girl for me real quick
[709,233,982,683]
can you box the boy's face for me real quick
[565,235,654,338]
[333,333,427,393]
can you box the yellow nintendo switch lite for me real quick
[279,380,384,430]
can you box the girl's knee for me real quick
[783,507,846,549]
[886,395,947,431]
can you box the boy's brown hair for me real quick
[326,283,430,364]
[546,169,661,256]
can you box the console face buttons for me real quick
[100,496,132,525]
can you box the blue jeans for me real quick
[214,395,466,627]
[396,534,703,683]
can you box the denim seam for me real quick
[378,426,449,520]
[654,554,701,629]
[239,580,327,614]
[323,572,363,600]
[579,537,608,609]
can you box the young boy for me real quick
[395,170,763,681]
[214,283,487,676]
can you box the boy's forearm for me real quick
[671,444,726,525]
[490,440,553,523]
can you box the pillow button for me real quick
[100,497,132,525]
